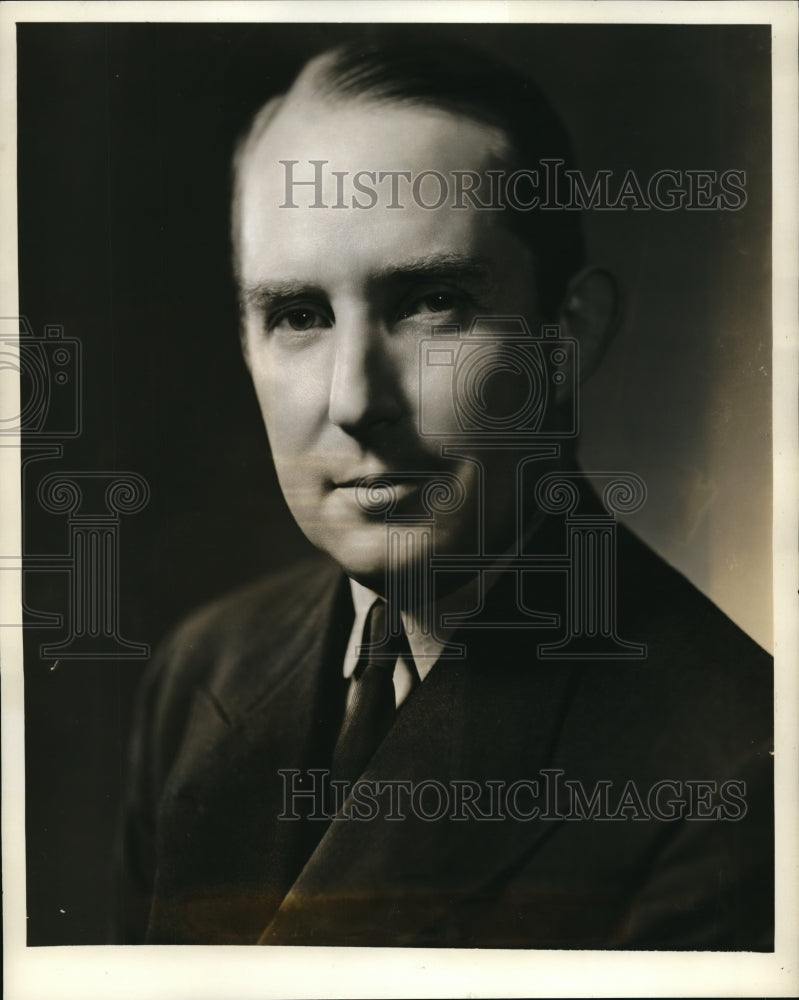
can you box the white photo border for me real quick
[1,2,797,998]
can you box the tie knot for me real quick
[355,599,406,677]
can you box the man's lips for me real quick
[332,474,425,502]
[330,469,444,490]
[329,469,466,516]
[333,473,417,489]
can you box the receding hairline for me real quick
[233,46,519,181]
[229,40,586,318]
[230,55,517,285]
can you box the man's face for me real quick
[237,96,545,592]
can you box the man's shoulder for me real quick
[562,523,774,775]
[142,554,345,715]
[167,554,343,649]
[616,522,771,671]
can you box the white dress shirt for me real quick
[343,572,490,708]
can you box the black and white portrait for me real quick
[4,4,796,999]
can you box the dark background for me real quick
[17,22,771,944]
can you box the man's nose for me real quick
[328,315,403,435]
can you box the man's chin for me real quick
[302,521,434,597]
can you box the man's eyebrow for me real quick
[240,254,495,309]
[370,253,494,289]
[240,281,326,310]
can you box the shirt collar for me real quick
[344,570,487,684]
[343,505,551,683]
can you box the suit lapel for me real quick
[148,563,352,944]
[259,570,584,946]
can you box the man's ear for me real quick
[557,267,621,385]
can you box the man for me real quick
[117,36,773,948]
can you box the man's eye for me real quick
[270,307,331,332]
[398,290,464,321]
[420,291,458,313]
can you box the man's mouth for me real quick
[330,468,467,519]
[333,472,411,489]
[331,471,433,512]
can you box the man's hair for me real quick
[232,32,586,319]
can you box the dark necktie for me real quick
[331,599,407,787]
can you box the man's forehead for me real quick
[238,202,519,294]
[234,94,525,285]
[240,92,510,183]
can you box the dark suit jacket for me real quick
[117,521,773,949]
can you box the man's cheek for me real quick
[270,458,325,525]
[259,384,319,444]
[416,368,460,437]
